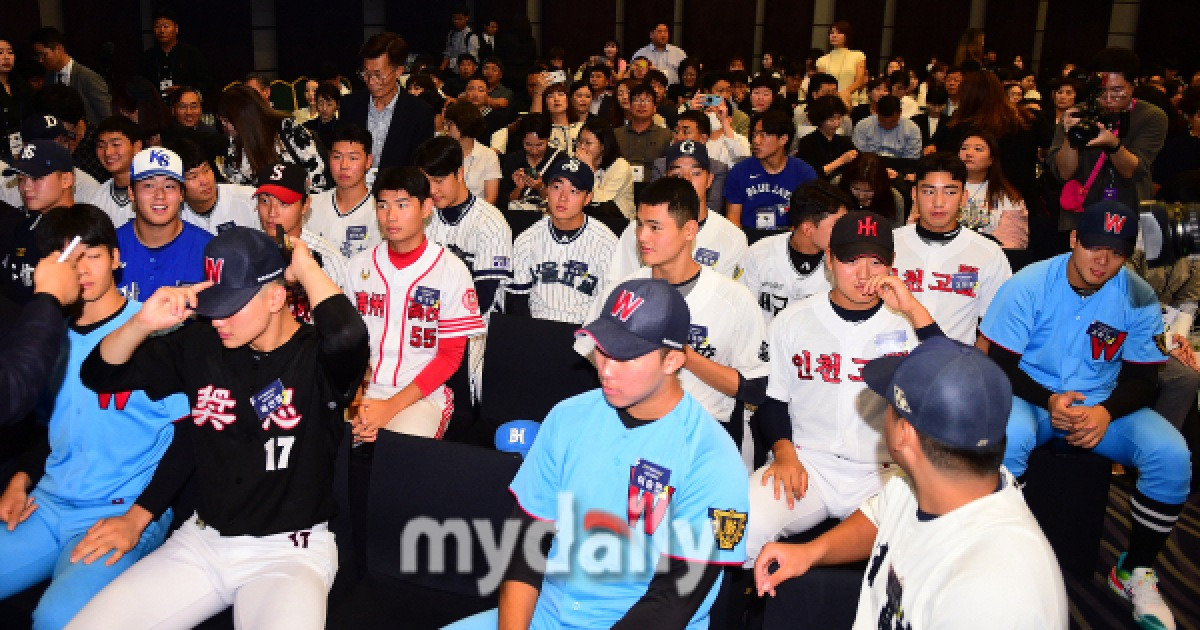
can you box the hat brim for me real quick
[830,243,892,264]
[254,184,304,205]
[548,173,593,193]
[132,168,184,183]
[194,284,263,319]
[1077,232,1134,257]
[575,317,663,361]
[3,164,52,178]
[862,354,905,407]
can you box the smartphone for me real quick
[547,70,567,85]
[701,94,723,107]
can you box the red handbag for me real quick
[1059,152,1107,213]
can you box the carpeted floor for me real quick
[1066,476,1200,630]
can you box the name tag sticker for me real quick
[694,247,720,266]
[1086,321,1120,344]
[631,164,645,183]
[951,271,978,291]
[8,133,21,158]
[756,210,777,229]
[631,459,672,495]
[159,79,173,93]
[346,225,368,241]
[874,330,908,355]
[250,378,286,421]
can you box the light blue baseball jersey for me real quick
[38,300,191,503]
[510,389,749,629]
[114,221,213,301]
[979,253,1167,404]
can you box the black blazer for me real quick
[339,89,436,169]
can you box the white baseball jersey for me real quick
[508,216,618,324]
[306,189,381,259]
[345,242,486,407]
[766,294,918,464]
[582,266,769,424]
[425,194,513,308]
[82,179,134,227]
[181,184,259,235]
[854,469,1068,629]
[610,211,749,281]
[740,232,832,324]
[891,225,1011,345]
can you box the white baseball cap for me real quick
[130,147,184,183]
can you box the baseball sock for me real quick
[1124,490,1183,570]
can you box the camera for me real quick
[546,70,567,85]
[1138,202,1200,267]
[700,94,723,107]
[1066,76,1121,149]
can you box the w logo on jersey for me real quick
[98,391,132,411]
[1087,321,1127,360]
[1104,212,1127,234]
[204,257,224,283]
[628,459,674,535]
[610,290,644,321]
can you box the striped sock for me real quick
[1125,490,1184,570]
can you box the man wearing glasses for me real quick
[340,33,435,171]
[1048,47,1167,232]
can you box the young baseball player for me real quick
[67,226,369,629]
[448,277,749,630]
[169,137,259,235]
[81,116,142,228]
[506,156,618,324]
[892,153,1011,344]
[344,166,486,440]
[980,200,1190,630]
[756,337,1069,629]
[0,205,189,629]
[1,139,76,304]
[305,124,382,259]
[114,147,213,301]
[256,161,349,323]
[610,141,748,281]
[582,177,768,448]
[739,180,849,324]
[745,211,942,563]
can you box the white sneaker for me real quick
[1109,553,1176,630]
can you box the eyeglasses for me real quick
[1097,86,1129,99]
[631,97,655,106]
[358,67,398,84]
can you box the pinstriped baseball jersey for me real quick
[739,232,832,324]
[306,189,381,259]
[345,242,486,402]
[181,184,259,235]
[610,211,749,281]
[891,225,1011,344]
[508,216,618,324]
[82,179,134,228]
[425,194,513,292]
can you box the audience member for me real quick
[725,109,817,229]
[306,123,381,258]
[30,27,111,124]
[499,113,560,210]
[443,101,501,205]
[852,95,922,160]
[794,94,857,179]
[216,85,330,191]
[441,7,480,74]
[575,118,634,218]
[816,21,867,107]
[82,115,142,227]
[0,140,77,303]
[340,33,436,169]
[631,24,687,85]
[302,81,342,151]
[958,132,1030,252]
[837,152,902,223]
[613,83,673,195]
[138,8,212,98]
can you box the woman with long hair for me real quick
[568,81,595,123]
[668,58,703,106]
[837,152,900,223]
[574,118,633,218]
[954,28,985,67]
[530,78,583,156]
[602,40,628,81]
[0,34,33,149]
[816,21,867,107]
[959,131,1028,250]
[216,85,329,191]
[500,112,561,209]
[443,101,501,205]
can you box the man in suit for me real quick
[340,33,435,170]
[30,27,111,125]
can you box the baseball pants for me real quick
[383,385,453,439]
[1003,397,1192,504]
[0,489,172,630]
[66,514,337,630]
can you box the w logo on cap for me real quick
[610,290,644,322]
[679,140,696,154]
[148,149,170,167]
[1104,212,1127,234]
[562,159,580,172]
[857,216,877,236]
[204,257,225,283]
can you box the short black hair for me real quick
[30,27,65,50]
[360,32,409,68]
[314,81,341,104]
[645,69,669,88]
[914,152,967,184]
[925,85,949,106]
[701,71,731,91]
[35,203,117,253]
[629,82,656,102]
[163,136,208,171]
[517,112,552,139]
[638,176,700,227]
[457,53,478,66]
[916,429,1006,477]
[749,74,779,94]
[751,109,794,147]
[807,94,848,127]
[372,166,431,201]
[329,122,373,155]
[888,70,908,89]
[30,85,86,125]
[806,72,838,101]
[95,115,144,144]
[413,136,463,177]
[1091,47,1141,83]
[166,86,202,108]
[675,109,711,136]
[481,56,504,72]
[444,100,486,139]
[789,180,851,228]
[784,61,805,78]
[876,95,901,117]
[588,64,613,80]
[151,7,179,23]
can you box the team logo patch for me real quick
[628,459,674,535]
[19,144,35,160]
[360,268,370,280]
[565,260,589,276]
[687,325,709,350]
[1086,321,1127,361]
[413,286,441,307]
[562,158,581,172]
[708,508,748,551]
[679,140,697,155]
[694,247,720,266]
[857,216,878,236]
[892,385,911,414]
[1104,212,1127,234]
[463,288,479,313]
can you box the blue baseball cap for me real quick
[130,147,184,183]
[545,157,594,193]
[2,140,73,178]
[576,278,690,360]
[495,420,541,458]
[1077,200,1138,257]
[194,227,287,319]
[862,336,1012,452]
[665,140,710,171]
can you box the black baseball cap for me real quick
[576,278,690,360]
[828,211,894,264]
[665,140,710,171]
[195,227,287,319]
[863,336,1012,452]
[21,114,67,141]
[2,140,74,178]
[546,157,594,192]
[255,161,308,205]
[1077,200,1138,257]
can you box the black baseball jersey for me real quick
[80,295,369,536]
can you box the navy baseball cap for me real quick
[665,140,710,171]
[495,420,541,458]
[2,140,73,178]
[546,157,594,193]
[863,336,1012,452]
[195,227,287,319]
[1077,200,1138,257]
[20,114,67,141]
[576,278,690,360]
[829,211,894,264]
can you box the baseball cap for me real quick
[255,161,308,205]
[828,211,894,264]
[130,147,184,183]
[495,420,541,458]
[20,114,66,141]
[863,336,1012,452]
[576,278,690,361]
[194,227,287,319]
[1076,200,1138,257]
[545,157,594,193]
[665,140,710,172]
[2,140,73,178]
